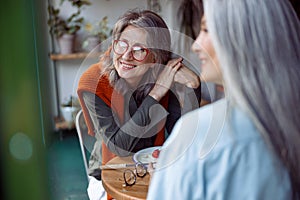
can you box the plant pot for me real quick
[82,36,101,52]
[58,34,75,54]
[60,106,80,124]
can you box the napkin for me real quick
[87,176,107,200]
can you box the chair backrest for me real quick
[75,109,96,181]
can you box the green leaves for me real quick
[47,0,91,38]
[84,16,111,42]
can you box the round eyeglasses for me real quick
[113,40,150,62]
[123,162,147,187]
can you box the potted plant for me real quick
[82,16,112,52]
[47,0,91,54]
[60,95,81,124]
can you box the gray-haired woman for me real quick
[148,0,300,199]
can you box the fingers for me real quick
[164,58,183,75]
[173,62,182,71]
[166,57,183,68]
[150,58,183,101]
[162,62,181,79]
[174,65,201,88]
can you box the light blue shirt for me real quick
[147,99,291,200]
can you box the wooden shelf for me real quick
[50,52,102,60]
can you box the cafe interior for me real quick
[1,0,299,200]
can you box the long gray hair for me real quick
[204,0,300,197]
[100,10,171,99]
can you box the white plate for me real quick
[133,146,162,164]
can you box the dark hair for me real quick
[178,0,204,39]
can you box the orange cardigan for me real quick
[77,62,168,164]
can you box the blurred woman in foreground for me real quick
[147,0,300,199]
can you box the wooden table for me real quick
[101,156,150,200]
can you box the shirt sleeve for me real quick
[82,92,168,156]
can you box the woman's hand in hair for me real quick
[149,58,182,101]
[174,65,200,88]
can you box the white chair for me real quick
[75,110,107,200]
[75,109,96,181]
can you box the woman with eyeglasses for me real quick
[77,9,201,175]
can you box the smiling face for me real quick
[113,25,155,87]
[192,16,222,85]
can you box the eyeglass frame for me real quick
[123,162,147,187]
[112,39,150,62]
